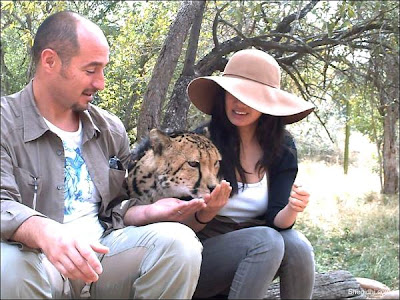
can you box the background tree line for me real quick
[1,0,398,195]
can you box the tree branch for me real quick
[182,0,206,76]
[273,0,320,40]
[219,19,248,39]
[211,2,229,49]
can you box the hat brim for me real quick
[187,76,314,124]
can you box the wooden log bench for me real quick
[264,270,399,299]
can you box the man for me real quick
[1,11,205,299]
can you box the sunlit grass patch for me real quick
[295,161,399,290]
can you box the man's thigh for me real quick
[1,241,68,299]
[91,222,202,299]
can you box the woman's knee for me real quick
[240,227,285,259]
[280,229,314,256]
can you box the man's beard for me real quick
[71,101,90,112]
[59,67,97,112]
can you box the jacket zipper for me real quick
[32,177,38,210]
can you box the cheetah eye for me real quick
[188,161,200,168]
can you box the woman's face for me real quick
[225,92,262,128]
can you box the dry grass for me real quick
[294,160,399,290]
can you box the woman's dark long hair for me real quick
[208,88,287,195]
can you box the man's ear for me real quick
[40,48,60,72]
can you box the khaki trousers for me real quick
[1,222,203,299]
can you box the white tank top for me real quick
[218,173,268,223]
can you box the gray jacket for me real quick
[1,80,131,241]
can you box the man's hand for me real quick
[124,197,207,226]
[12,216,109,283]
[145,197,207,222]
[124,180,232,227]
[40,222,109,283]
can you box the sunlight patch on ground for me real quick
[295,160,382,233]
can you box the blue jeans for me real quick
[194,225,315,299]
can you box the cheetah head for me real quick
[127,129,222,204]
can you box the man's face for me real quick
[52,24,109,112]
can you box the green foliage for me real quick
[1,0,398,159]
[0,0,180,135]
[350,86,384,142]
[1,1,65,93]
[97,1,180,132]
[1,23,30,94]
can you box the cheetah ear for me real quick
[201,126,211,139]
[193,124,210,138]
[149,128,171,156]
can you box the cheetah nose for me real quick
[208,185,216,193]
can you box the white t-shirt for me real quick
[44,118,104,242]
[218,173,268,223]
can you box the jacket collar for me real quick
[22,79,100,143]
[81,106,101,143]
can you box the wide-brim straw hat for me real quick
[187,49,315,124]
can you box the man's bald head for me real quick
[32,11,105,68]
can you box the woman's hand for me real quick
[203,180,231,212]
[288,183,310,212]
[194,180,232,223]
[273,184,311,229]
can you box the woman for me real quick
[186,49,315,299]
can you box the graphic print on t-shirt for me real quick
[43,117,104,241]
[63,142,94,215]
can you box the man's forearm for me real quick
[123,205,152,226]
[11,215,56,250]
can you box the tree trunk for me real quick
[123,91,139,132]
[373,52,399,195]
[161,0,206,131]
[344,100,351,175]
[265,270,367,299]
[381,54,399,194]
[136,0,203,141]
[382,101,399,194]
[122,54,150,132]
